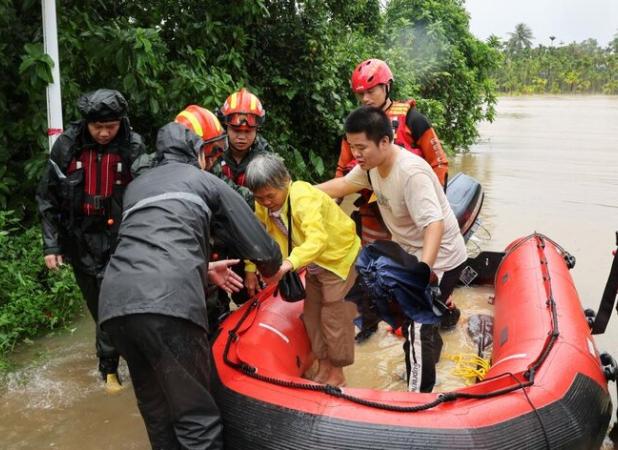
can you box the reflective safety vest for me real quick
[387,100,448,187]
[388,99,420,155]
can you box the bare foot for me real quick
[303,359,319,380]
[313,359,332,383]
[323,366,346,387]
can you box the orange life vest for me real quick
[357,203,391,246]
[387,100,448,186]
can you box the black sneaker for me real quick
[440,307,461,331]
[355,325,378,343]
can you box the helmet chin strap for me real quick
[379,83,393,111]
[380,97,393,112]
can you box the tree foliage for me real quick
[1,0,497,222]
[384,0,499,150]
[506,23,534,55]
[493,26,618,95]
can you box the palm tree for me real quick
[609,31,618,53]
[506,23,534,54]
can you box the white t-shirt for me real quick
[345,147,467,273]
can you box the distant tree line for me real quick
[491,23,618,95]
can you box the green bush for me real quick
[1,0,498,220]
[0,210,82,367]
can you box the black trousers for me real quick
[403,262,466,392]
[402,321,442,392]
[103,314,223,450]
[72,268,119,374]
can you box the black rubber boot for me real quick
[355,324,378,343]
[440,306,461,331]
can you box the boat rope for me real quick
[222,305,535,412]
[524,234,561,384]
[523,233,560,449]
[222,233,561,421]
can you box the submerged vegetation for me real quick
[0,211,82,369]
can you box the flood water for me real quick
[1,96,617,449]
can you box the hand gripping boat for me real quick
[211,233,616,449]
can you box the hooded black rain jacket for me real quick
[98,123,281,331]
[36,90,144,275]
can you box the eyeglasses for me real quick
[226,113,259,128]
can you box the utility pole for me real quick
[548,35,556,93]
[42,0,63,151]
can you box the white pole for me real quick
[42,0,63,151]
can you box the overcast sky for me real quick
[464,0,618,47]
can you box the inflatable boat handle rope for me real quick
[223,234,559,418]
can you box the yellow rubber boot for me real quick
[105,373,125,394]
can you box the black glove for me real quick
[414,262,447,313]
[411,261,432,287]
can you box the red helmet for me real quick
[350,59,393,93]
[175,105,225,144]
[219,88,265,129]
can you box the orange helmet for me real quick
[219,88,265,129]
[175,105,225,144]
[350,58,393,93]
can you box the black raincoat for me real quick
[36,89,145,275]
[98,122,281,331]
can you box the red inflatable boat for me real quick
[211,234,613,449]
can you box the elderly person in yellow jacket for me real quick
[245,153,360,387]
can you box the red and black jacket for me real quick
[217,135,272,187]
[36,119,145,274]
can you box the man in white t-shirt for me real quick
[317,106,467,392]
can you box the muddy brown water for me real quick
[1,96,617,448]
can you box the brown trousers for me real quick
[303,263,358,367]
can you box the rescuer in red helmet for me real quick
[337,59,456,343]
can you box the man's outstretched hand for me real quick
[208,259,244,293]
